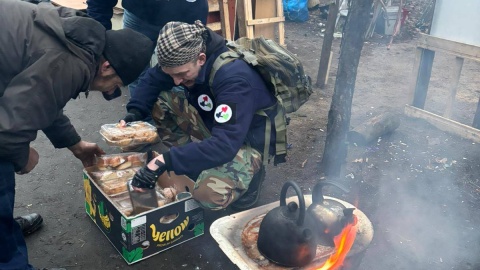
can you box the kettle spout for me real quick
[312,181,350,204]
[339,208,356,229]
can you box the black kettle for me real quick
[307,181,356,247]
[257,181,317,267]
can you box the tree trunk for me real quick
[316,1,339,88]
[321,0,373,177]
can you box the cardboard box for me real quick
[83,167,205,264]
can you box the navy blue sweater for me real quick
[86,0,208,31]
[128,30,277,179]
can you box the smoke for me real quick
[364,171,479,269]
[337,122,480,270]
[333,1,480,268]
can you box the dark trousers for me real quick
[0,161,33,270]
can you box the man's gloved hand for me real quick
[131,160,167,189]
[123,112,138,123]
[122,109,143,123]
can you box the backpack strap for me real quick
[227,40,259,65]
[208,47,258,89]
[234,49,258,66]
[209,51,239,87]
[256,102,288,165]
[255,109,271,165]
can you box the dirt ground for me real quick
[15,5,480,270]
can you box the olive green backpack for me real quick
[209,37,313,165]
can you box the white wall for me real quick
[430,0,480,46]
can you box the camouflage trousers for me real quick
[152,91,263,210]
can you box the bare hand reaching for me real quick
[68,141,105,167]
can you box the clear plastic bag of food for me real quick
[100,178,130,195]
[100,121,159,147]
[90,167,141,184]
[96,152,147,170]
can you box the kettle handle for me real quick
[312,181,350,204]
[280,181,306,226]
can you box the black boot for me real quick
[231,166,266,210]
[14,213,43,236]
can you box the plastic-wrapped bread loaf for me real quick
[91,168,140,184]
[96,152,146,170]
[99,121,159,147]
[100,178,130,195]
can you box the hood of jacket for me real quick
[35,3,106,92]
[205,28,227,58]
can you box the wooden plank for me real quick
[443,57,464,118]
[365,0,381,39]
[244,0,254,38]
[254,0,276,40]
[228,0,237,39]
[405,104,480,143]
[208,22,222,32]
[236,0,247,37]
[417,33,480,62]
[276,0,285,45]
[219,0,232,40]
[325,51,333,86]
[408,47,423,105]
[209,0,220,12]
[51,0,86,10]
[246,17,285,25]
[412,48,435,109]
[315,1,338,88]
[473,96,480,129]
[386,0,403,50]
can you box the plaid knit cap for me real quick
[156,20,207,67]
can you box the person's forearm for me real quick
[67,141,83,155]
[43,113,81,149]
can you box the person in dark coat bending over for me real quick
[86,0,209,97]
[129,21,285,211]
[0,1,153,269]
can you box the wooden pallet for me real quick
[236,0,285,45]
[208,0,234,40]
[407,33,480,138]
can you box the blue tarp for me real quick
[283,0,309,22]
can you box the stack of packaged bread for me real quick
[92,153,146,195]
[86,152,179,217]
[87,121,179,216]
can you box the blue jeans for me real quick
[0,161,34,270]
[122,9,161,97]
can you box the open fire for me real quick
[315,215,358,270]
[210,188,374,270]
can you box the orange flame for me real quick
[316,215,358,270]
